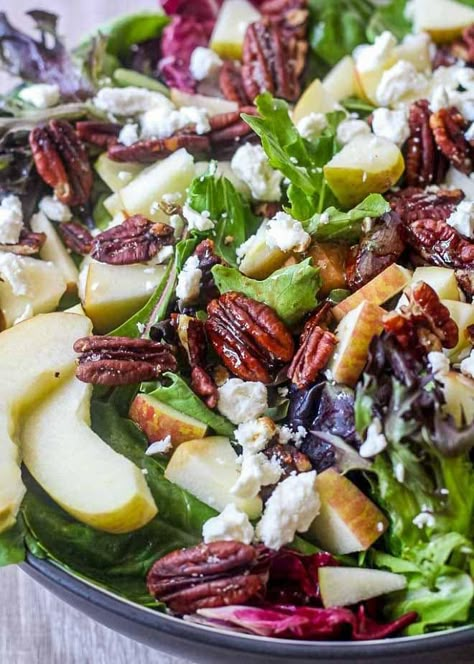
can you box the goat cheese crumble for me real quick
[336,119,371,145]
[234,417,276,454]
[202,504,255,545]
[19,83,60,108]
[354,31,397,73]
[0,253,30,296]
[371,108,410,146]
[94,86,173,116]
[231,453,282,499]
[175,255,202,305]
[231,144,282,202]
[359,419,388,458]
[428,351,450,379]
[140,105,210,139]
[0,195,23,244]
[182,203,215,231]
[190,47,223,81]
[446,200,474,238]
[460,350,474,380]
[296,112,328,140]
[118,123,139,146]
[376,60,427,107]
[145,435,173,456]
[266,212,311,253]
[217,379,268,424]
[39,196,72,222]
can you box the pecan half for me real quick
[384,281,459,355]
[91,215,174,265]
[388,187,463,224]
[76,121,121,149]
[405,100,448,187]
[108,134,210,163]
[430,106,473,174]
[206,292,295,383]
[209,106,257,149]
[450,24,474,65]
[406,217,474,269]
[456,269,474,302]
[58,221,93,255]
[0,229,46,255]
[147,541,269,614]
[74,336,177,386]
[219,61,249,105]
[30,120,93,206]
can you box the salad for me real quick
[0,0,473,643]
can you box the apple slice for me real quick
[210,0,261,60]
[293,79,339,125]
[0,312,92,532]
[22,375,157,533]
[333,265,412,321]
[324,135,404,208]
[319,567,406,608]
[328,301,385,387]
[171,89,238,116]
[442,300,474,360]
[439,371,474,427]
[322,56,357,102]
[130,394,208,446]
[411,267,460,301]
[165,436,262,519]
[95,153,144,193]
[412,0,474,43]
[30,211,79,292]
[239,236,287,280]
[307,468,388,554]
[120,148,195,223]
[82,261,165,333]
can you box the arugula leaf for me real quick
[186,163,260,267]
[142,372,234,437]
[0,519,25,566]
[367,0,412,42]
[306,194,390,243]
[242,93,344,219]
[212,259,321,327]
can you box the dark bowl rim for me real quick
[24,553,474,659]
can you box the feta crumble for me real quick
[190,47,223,81]
[39,196,72,222]
[94,87,174,116]
[162,191,182,205]
[231,453,282,499]
[354,31,397,73]
[460,350,474,379]
[255,471,320,550]
[336,119,371,145]
[446,200,474,238]
[217,379,268,425]
[140,106,210,139]
[118,123,139,146]
[428,351,450,379]
[371,108,410,146]
[19,83,60,109]
[231,144,282,202]
[0,253,29,296]
[145,435,173,456]
[182,203,215,231]
[359,419,387,458]
[266,212,311,253]
[278,424,307,447]
[296,112,328,140]
[175,255,202,304]
[234,417,276,454]
[0,195,23,244]
[202,504,254,545]
[376,61,427,107]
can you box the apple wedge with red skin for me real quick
[130,393,208,447]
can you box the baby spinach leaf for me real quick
[367,0,412,42]
[0,519,25,566]
[212,258,321,327]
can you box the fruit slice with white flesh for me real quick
[324,135,404,208]
[353,44,396,105]
[307,468,388,554]
[195,161,251,198]
[0,256,67,330]
[333,264,412,321]
[411,267,460,301]
[239,234,287,280]
[393,35,431,73]
[165,436,262,519]
[22,375,157,533]
[412,0,474,43]
[442,300,474,360]
[319,567,406,608]
[439,371,474,427]
[328,301,385,387]
[30,212,79,292]
[210,0,261,60]
[171,89,238,116]
[129,393,208,447]
[0,312,92,533]
[322,56,357,102]
[293,79,339,125]
[82,261,166,333]
[95,153,144,192]
[120,149,195,223]
[103,191,125,217]
[65,303,86,316]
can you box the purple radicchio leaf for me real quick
[158,16,209,92]
[266,549,337,605]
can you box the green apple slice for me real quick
[413,0,474,43]
[210,0,261,60]
[324,135,404,208]
[319,567,406,608]
[0,312,92,532]
[22,375,157,533]
[95,153,144,193]
[30,212,79,292]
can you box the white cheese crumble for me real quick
[217,379,268,425]
[19,83,60,109]
[354,31,397,73]
[460,350,474,379]
[430,85,451,113]
[140,105,210,139]
[278,424,307,447]
[175,255,202,304]
[230,144,282,202]
[394,462,405,484]
[0,253,29,295]
[231,453,282,499]
[234,417,276,455]
[336,119,371,145]
[376,61,427,107]
[145,435,173,456]
[412,508,435,529]
[446,200,474,239]
[162,191,183,205]
[39,196,72,222]
[466,124,474,142]
[202,504,255,545]
[152,245,174,265]
[118,123,139,146]
[371,108,410,146]
[94,87,174,116]
[190,46,223,81]
[266,212,311,253]
[182,203,215,231]
[359,419,388,458]
[0,195,23,244]
[255,471,320,550]
[428,351,450,379]
[457,67,474,91]
[296,112,328,140]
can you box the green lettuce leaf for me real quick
[367,0,413,42]
[306,194,390,242]
[0,519,25,566]
[212,258,321,327]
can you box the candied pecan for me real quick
[253,202,282,219]
[91,215,174,265]
[388,187,463,224]
[74,336,177,386]
[432,45,457,70]
[206,292,295,383]
[0,229,46,255]
[193,238,222,303]
[76,121,121,149]
[219,61,249,105]
[30,120,93,206]
[451,24,474,65]
[384,281,459,355]
[456,269,474,302]
[58,221,93,255]
[191,366,218,409]
[405,100,448,187]
[406,216,474,269]
[430,106,473,174]
[147,541,269,614]
[108,134,210,163]
[209,107,257,145]
[264,442,312,475]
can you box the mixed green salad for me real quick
[0,0,473,642]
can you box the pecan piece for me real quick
[147,541,269,614]
[193,238,222,304]
[108,134,210,163]
[456,269,474,302]
[209,106,257,146]
[430,106,473,174]
[406,216,474,269]
[76,121,121,149]
[405,100,448,187]
[30,120,93,206]
[58,221,93,255]
[206,292,295,383]
[74,336,177,386]
[264,442,312,476]
[0,229,46,255]
[91,215,174,265]
[388,187,463,224]
[219,61,249,105]
[451,24,474,65]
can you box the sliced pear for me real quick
[324,135,404,208]
[22,376,157,533]
[165,436,262,519]
[322,56,357,102]
[411,267,460,301]
[293,79,339,125]
[82,261,166,333]
[413,0,474,43]
[65,303,86,316]
[30,212,79,292]
[239,236,287,280]
[439,371,474,426]
[171,89,238,117]
[120,149,195,223]
[210,0,261,60]
[95,153,144,193]
[353,50,396,105]
[394,35,431,73]
[0,312,92,532]
[442,300,474,360]
[319,567,406,608]
[103,191,125,217]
